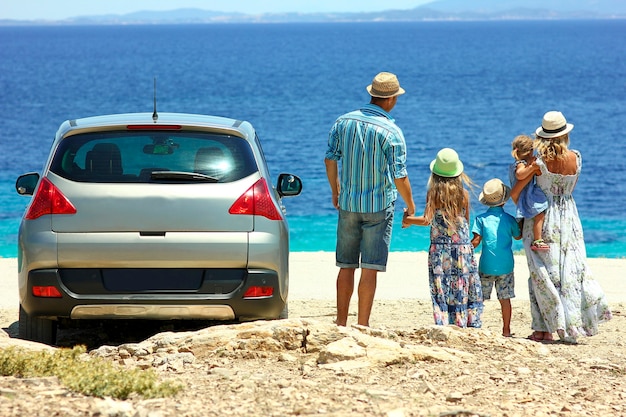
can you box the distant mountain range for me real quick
[2,0,625,25]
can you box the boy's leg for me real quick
[499,298,512,337]
[495,272,515,337]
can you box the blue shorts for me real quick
[479,271,515,300]
[335,205,394,272]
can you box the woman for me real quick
[511,111,612,343]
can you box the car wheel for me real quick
[278,302,288,319]
[19,304,57,345]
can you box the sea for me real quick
[0,20,625,258]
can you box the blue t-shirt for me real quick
[471,206,521,275]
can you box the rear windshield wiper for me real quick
[150,171,219,182]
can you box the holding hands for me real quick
[402,208,411,228]
[402,207,428,228]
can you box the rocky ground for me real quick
[1,299,625,417]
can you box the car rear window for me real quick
[49,131,258,183]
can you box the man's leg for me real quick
[357,268,378,327]
[357,205,392,327]
[336,267,355,326]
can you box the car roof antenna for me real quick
[152,77,158,123]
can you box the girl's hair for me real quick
[511,134,534,160]
[423,172,472,231]
[534,133,570,162]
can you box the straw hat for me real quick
[479,178,511,207]
[430,148,464,178]
[366,72,406,98]
[535,111,574,138]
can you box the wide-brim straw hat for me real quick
[366,72,406,98]
[430,148,463,178]
[535,111,574,138]
[479,178,511,207]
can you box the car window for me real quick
[253,134,272,179]
[50,131,258,183]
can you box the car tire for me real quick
[19,304,57,345]
[278,301,288,319]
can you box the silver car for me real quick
[15,112,302,345]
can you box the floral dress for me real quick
[524,150,612,343]
[428,209,483,327]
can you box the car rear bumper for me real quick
[70,304,236,320]
[21,268,286,321]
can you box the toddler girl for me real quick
[402,148,483,328]
[509,135,549,251]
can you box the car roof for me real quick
[56,112,257,140]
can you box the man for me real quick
[324,71,415,327]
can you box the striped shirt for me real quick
[325,104,408,213]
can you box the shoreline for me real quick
[288,251,626,304]
[2,252,624,307]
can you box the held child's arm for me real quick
[471,233,482,248]
[515,160,540,181]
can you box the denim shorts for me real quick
[479,271,515,300]
[335,205,394,272]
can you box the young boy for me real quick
[471,178,521,337]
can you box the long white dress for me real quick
[524,150,612,343]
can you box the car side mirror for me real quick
[277,173,302,197]
[16,172,40,196]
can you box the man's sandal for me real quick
[531,239,550,252]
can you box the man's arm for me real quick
[394,176,415,216]
[324,158,340,210]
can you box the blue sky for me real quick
[1,1,433,20]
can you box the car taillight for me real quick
[229,178,283,220]
[243,286,274,299]
[32,286,62,298]
[25,177,77,220]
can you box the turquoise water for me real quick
[286,214,624,258]
[3,211,622,259]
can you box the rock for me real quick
[0,300,623,417]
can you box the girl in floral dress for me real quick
[403,148,483,327]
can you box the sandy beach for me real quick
[1,253,625,417]
[289,251,626,302]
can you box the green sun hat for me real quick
[430,148,464,177]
